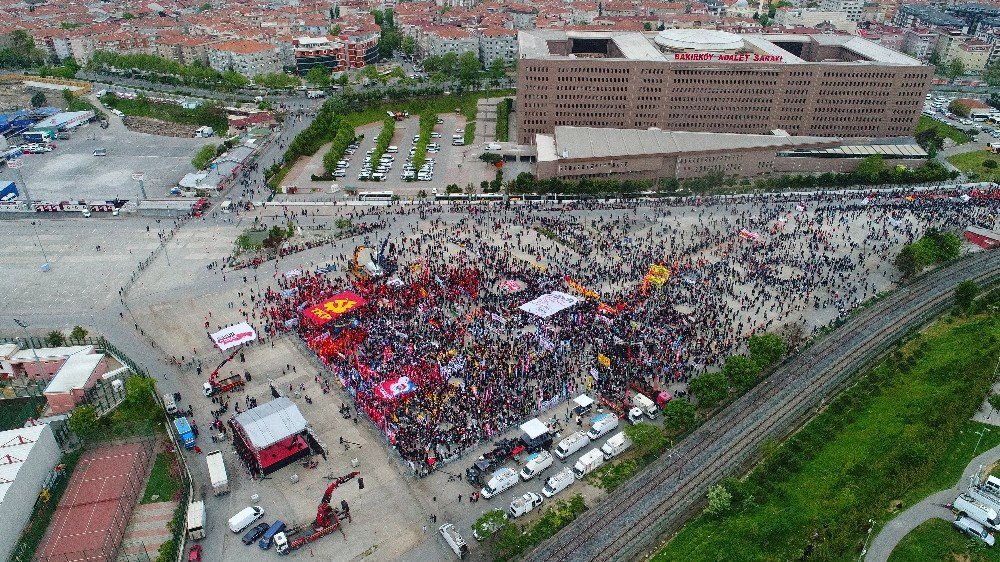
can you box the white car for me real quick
[455,128,464,134]
[430,132,441,138]
[954,516,996,546]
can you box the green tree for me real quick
[69,405,99,437]
[928,49,942,67]
[747,333,787,368]
[946,58,966,82]
[915,128,944,157]
[662,399,698,435]
[486,58,506,85]
[220,70,249,90]
[689,371,728,408]
[705,484,732,516]
[305,65,331,88]
[949,99,971,117]
[956,280,981,310]
[721,354,763,391]
[191,144,217,169]
[854,155,886,184]
[402,36,416,56]
[458,52,482,87]
[986,60,1000,88]
[0,30,46,68]
[46,330,65,347]
[624,422,669,461]
[927,229,961,262]
[30,91,46,108]
[70,325,88,340]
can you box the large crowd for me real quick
[242,189,999,476]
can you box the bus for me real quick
[357,191,394,202]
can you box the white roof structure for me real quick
[520,418,549,439]
[573,395,594,409]
[654,29,744,51]
[234,397,309,450]
[44,352,103,393]
[0,425,50,503]
[10,345,93,363]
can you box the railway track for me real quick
[525,251,1000,562]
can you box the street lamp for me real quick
[6,157,31,208]
[974,426,991,457]
[13,319,46,382]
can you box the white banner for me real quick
[210,322,257,350]
[518,291,579,319]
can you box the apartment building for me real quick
[208,39,281,77]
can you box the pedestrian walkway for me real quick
[865,441,1000,562]
[118,501,178,561]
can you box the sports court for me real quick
[36,441,152,562]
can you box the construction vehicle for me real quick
[202,349,245,396]
[275,471,359,554]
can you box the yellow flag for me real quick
[597,353,611,368]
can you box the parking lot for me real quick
[924,94,996,142]
[278,112,495,202]
[0,110,214,203]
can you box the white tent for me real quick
[520,418,548,440]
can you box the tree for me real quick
[928,49,942,67]
[623,423,668,461]
[854,155,886,184]
[0,30,46,69]
[472,508,510,541]
[661,399,697,435]
[721,354,763,391]
[949,99,971,117]
[643,22,653,31]
[986,60,1000,88]
[46,330,65,347]
[458,52,482,87]
[927,229,961,262]
[945,58,966,82]
[956,280,981,310]
[705,484,732,516]
[191,144,217,169]
[69,405,98,437]
[486,58,506,85]
[305,65,331,88]
[70,325,88,340]
[402,36,416,56]
[747,333,787,368]
[984,159,998,169]
[915,128,944,157]
[689,371,728,408]
[30,91,46,108]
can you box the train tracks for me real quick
[525,251,1000,562]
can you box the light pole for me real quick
[132,171,147,200]
[974,426,991,457]
[6,157,31,208]
[13,319,46,383]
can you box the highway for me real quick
[524,250,1000,562]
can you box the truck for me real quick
[481,467,519,500]
[601,432,633,461]
[542,467,576,498]
[272,524,305,554]
[277,472,359,554]
[206,450,230,495]
[173,417,195,449]
[519,450,553,481]
[194,126,214,138]
[306,91,326,99]
[631,393,658,419]
[203,349,245,396]
[21,131,51,144]
[439,523,469,559]
[572,448,605,478]
[954,493,1000,530]
[554,431,591,461]
[186,500,206,540]
[587,413,619,441]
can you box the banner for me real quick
[501,279,526,293]
[564,276,599,298]
[738,228,762,242]
[644,264,670,287]
[210,322,257,350]
[375,375,417,401]
[519,291,579,318]
[0,182,18,202]
[303,291,367,326]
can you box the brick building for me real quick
[516,29,933,144]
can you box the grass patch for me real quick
[947,150,1000,182]
[8,449,82,562]
[0,396,46,431]
[888,518,1000,562]
[141,451,181,504]
[654,313,1000,562]
[918,115,972,145]
[495,98,512,142]
[101,94,228,132]
[488,494,588,561]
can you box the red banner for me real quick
[303,291,367,326]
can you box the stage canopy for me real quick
[233,397,308,450]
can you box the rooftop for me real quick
[539,126,841,161]
[45,352,103,393]
[234,396,308,450]
[211,39,276,54]
[898,4,964,27]
[0,425,51,504]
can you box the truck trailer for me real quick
[206,450,230,495]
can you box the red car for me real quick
[188,545,202,562]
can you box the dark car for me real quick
[242,522,270,545]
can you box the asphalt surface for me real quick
[523,250,1000,562]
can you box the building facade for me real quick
[516,30,933,144]
[478,28,518,65]
[208,40,281,77]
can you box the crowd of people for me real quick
[243,189,999,476]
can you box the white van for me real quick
[601,432,633,461]
[632,393,657,418]
[439,523,469,559]
[481,467,519,499]
[163,393,178,415]
[519,450,553,481]
[228,506,264,533]
[221,200,232,213]
[554,431,591,460]
[542,467,576,498]
[508,492,543,518]
[587,413,619,441]
[386,145,398,153]
[955,493,1000,529]
[572,448,605,478]
[954,515,996,546]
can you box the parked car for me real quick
[188,545,202,562]
[242,522,270,545]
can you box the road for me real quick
[865,441,1000,562]
[523,250,1000,562]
